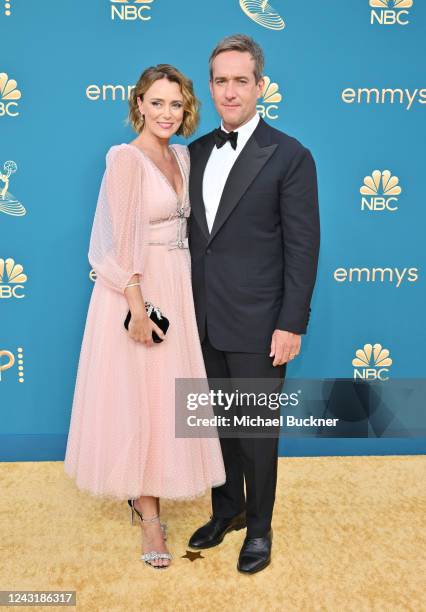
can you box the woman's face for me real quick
[137,77,184,139]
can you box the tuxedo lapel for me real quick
[208,126,277,245]
[189,133,214,240]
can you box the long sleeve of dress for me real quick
[88,145,149,294]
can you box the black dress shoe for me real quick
[188,511,246,549]
[237,529,272,574]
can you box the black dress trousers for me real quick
[202,323,286,538]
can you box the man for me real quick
[187,34,320,574]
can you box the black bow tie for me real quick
[214,127,238,150]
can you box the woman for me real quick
[64,64,226,569]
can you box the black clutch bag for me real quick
[124,301,170,343]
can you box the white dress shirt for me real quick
[202,112,260,232]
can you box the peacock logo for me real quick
[0,258,27,299]
[360,170,402,212]
[0,73,21,117]
[109,0,154,21]
[0,160,26,216]
[370,0,413,25]
[352,343,393,380]
[239,0,285,30]
[370,0,413,7]
[257,76,282,120]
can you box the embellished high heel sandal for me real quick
[128,499,168,538]
[127,499,172,569]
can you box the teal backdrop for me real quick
[1,0,425,459]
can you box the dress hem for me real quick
[64,469,226,503]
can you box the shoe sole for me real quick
[188,521,247,550]
[237,557,271,574]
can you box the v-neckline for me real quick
[126,143,185,203]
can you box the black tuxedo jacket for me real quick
[188,117,320,353]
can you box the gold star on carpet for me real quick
[181,549,204,562]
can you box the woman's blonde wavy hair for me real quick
[128,64,199,138]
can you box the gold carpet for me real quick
[0,456,425,612]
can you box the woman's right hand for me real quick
[128,313,165,346]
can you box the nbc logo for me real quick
[0,258,27,299]
[239,0,285,30]
[110,0,154,21]
[370,0,413,25]
[257,76,282,120]
[352,343,393,380]
[360,170,401,211]
[0,347,24,383]
[0,73,21,117]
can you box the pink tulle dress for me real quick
[64,143,226,500]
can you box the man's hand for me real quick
[269,330,301,366]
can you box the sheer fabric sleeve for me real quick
[175,143,190,176]
[88,145,149,294]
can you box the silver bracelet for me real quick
[125,282,140,288]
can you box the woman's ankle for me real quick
[135,495,159,518]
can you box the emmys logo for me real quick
[360,170,402,211]
[239,0,285,30]
[370,0,413,26]
[4,1,12,16]
[353,343,392,380]
[0,258,27,299]
[110,0,154,21]
[86,82,134,101]
[0,73,21,117]
[0,160,26,216]
[334,266,418,287]
[341,87,426,110]
[257,76,282,120]
[0,346,24,383]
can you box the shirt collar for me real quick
[220,112,260,142]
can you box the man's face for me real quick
[209,50,264,131]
